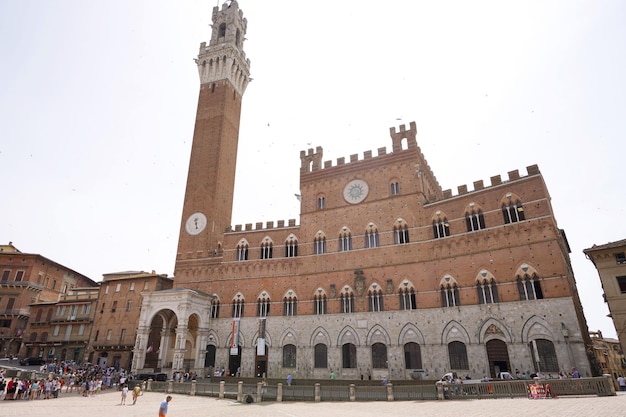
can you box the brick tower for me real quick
[175,1,250,278]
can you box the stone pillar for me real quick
[315,383,321,402]
[167,380,173,393]
[194,329,209,375]
[173,325,188,373]
[277,382,283,402]
[158,329,174,369]
[190,380,196,396]
[256,381,264,402]
[237,380,244,402]
[219,380,225,399]
[131,328,150,372]
[349,383,355,401]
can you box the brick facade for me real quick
[133,1,595,381]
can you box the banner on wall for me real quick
[230,318,240,355]
[257,317,266,356]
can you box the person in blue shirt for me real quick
[158,395,172,417]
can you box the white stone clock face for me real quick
[185,212,208,235]
[343,179,369,204]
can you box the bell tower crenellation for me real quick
[196,1,251,95]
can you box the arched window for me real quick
[517,274,543,300]
[314,289,327,315]
[317,196,326,210]
[368,285,384,312]
[232,294,245,318]
[210,297,220,318]
[530,339,559,373]
[465,205,486,232]
[283,344,296,368]
[399,282,416,310]
[372,343,388,369]
[283,291,297,316]
[218,23,226,38]
[236,240,249,261]
[285,234,298,257]
[260,238,273,259]
[433,218,450,238]
[342,343,357,368]
[448,341,469,370]
[390,181,400,195]
[502,194,526,224]
[257,292,270,317]
[340,287,355,313]
[394,219,410,244]
[404,342,422,369]
[476,271,499,304]
[314,343,328,368]
[314,232,326,255]
[440,276,460,307]
[339,228,352,252]
[365,224,379,248]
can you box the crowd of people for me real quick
[0,360,142,401]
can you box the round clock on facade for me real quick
[185,212,208,235]
[343,179,369,204]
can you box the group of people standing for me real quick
[0,376,62,400]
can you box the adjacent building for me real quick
[584,239,626,354]
[590,330,626,389]
[132,1,596,381]
[24,286,99,363]
[89,271,172,370]
[0,242,97,359]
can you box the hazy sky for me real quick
[1,1,624,338]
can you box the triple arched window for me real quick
[440,276,460,307]
[394,219,410,244]
[339,228,352,252]
[502,194,526,224]
[285,234,298,257]
[365,224,380,248]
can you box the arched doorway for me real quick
[145,309,177,370]
[486,339,511,378]
[205,345,216,370]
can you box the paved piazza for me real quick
[3,390,626,417]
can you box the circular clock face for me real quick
[185,212,208,235]
[343,179,369,204]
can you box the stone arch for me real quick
[279,327,298,347]
[310,326,332,348]
[227,329,247,349]
[521,315,557,343]
[515,262,539,278]
[337,325,360,347]
[478,317,513,344]
[252,330,271,348]
[366,324,391,346]
[441,320,470,344]
[398,323,425,345]
[206,329,220,347]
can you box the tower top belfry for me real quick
[196,0,251,95]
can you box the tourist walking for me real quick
[159,395,172,417]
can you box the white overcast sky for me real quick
[1,1,624,338]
